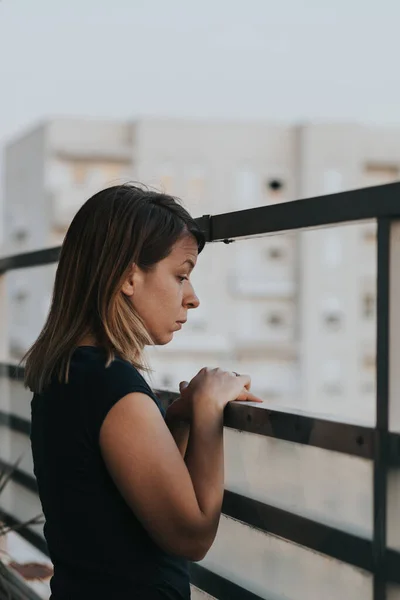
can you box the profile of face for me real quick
[122,234,200,345]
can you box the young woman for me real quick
[24,184,262,599]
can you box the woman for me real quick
[24,184,262,599]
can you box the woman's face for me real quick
[123,234,200,345]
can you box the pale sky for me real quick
[1,0,400,152]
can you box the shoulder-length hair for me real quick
[23,184,205,393]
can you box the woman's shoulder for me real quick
[72,346,150,390]
[70,347,165,419]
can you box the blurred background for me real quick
[1,1,400,598]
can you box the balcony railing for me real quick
[1,182,400,599]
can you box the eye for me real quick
[178,275,189,283]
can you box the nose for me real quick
[184,283,200,310]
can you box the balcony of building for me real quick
[0,183,400,600]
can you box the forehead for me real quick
[167,235,199,260]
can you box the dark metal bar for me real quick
[223,490,373,572]
[0,459,38,494]
[373,218,391,599]
[0,362,25,381]
[387,432,400,466]
[385,549,400,584]
[0,363,376,458]
[205,182,400,242]
[0,410,31,436]
[189,563,264,600]
[224,401,374,459]
[0,183,399,277]
[194,214,212,243]
[0,246,61,275]
[0,509,48,557]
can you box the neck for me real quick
[78,334,98,347]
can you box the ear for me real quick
[121,263,137,297]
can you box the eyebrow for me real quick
[180,259,196,271]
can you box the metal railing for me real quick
[1,182,400,600]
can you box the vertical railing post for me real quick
[0,271,9,362]
[374,218,392,600]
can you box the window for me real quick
[361,381,375,394]
[362,226,376,244]
[323,382,343,395]
[363,354,375,369]
[12,211,28,243]
[362,293,375,319]
[267,179,284,192]
[14,227,28,242]
[324,313,342,330]
[71,160,126,187]
[265,178,285,204]
[14,289,28,303]
[266,313,285,327]
[323,297,343,331]
[266,246,285,260]
[363,165,398,187]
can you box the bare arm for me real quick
[99,370,260,562]
[165,415,190,458]
[184,402,224,549]
[100,393,223,561]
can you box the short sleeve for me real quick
[92,358,165,434]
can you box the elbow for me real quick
[184,535,213,562]
[189,548,209,562]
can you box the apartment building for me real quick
[3,118,399,420]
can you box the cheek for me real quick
[146,279,181,315]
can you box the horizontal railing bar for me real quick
[223,490,373,572]
[0,508,48,558]
[3,451,400,585]
[0,246,61,275]
[189,563,264,600]
[0,362,25,380]
[0,410,31,436]
[3,393,397,464]
[1,183,400,274]
[0,364,380,458]
[224,402,374,459]
[0,459,38,494]
[385,549,400,584]
[0,511,262,600]
[205,182,400,242]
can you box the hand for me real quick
[182,367,263,414]
[165,382,192,424]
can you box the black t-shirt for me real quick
[30,347,190,599]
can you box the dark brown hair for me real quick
[22,184,205,393]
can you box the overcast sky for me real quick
[1,0,400,150]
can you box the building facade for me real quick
[3,118,399,422]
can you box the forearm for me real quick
[165,415,190,458]
[184,404,224,546]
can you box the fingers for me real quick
[235,389,264,403]
[179,381,189,393]
[236,374,251,390]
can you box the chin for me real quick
[153,332,174,346]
